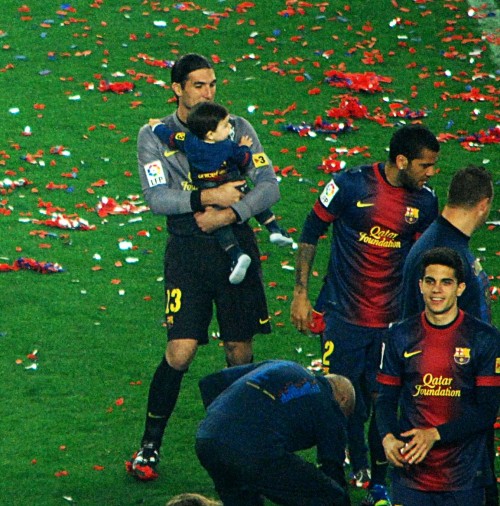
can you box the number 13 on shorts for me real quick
[165,288,182,314]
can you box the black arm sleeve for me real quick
[375,384,401,438]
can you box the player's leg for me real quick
[143,339,197,442]
[126,339,197,480]
[366,402,389,483]
[250,453,348,506]
[195,439,265,506]
[223,340,253,366]
[360,330,393,506]
[321,312,371,488]
[127,235,215,481]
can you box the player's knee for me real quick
[224,341,253,366]
[166,340,197,371]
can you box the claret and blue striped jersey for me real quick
[311,163,438,327]
[377,311,500,491]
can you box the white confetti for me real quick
[118,240,133,251]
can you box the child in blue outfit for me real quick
[150,101,292,284]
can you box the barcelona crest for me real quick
[454,347,471,365]
[404,206,419,224]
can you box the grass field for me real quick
[0,1,499,505]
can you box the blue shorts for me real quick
[392,481,485,506]
[321,311,385,393]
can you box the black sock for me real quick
[141,357,185,447]
[368,411,388,486]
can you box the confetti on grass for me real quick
[0,257,64,273]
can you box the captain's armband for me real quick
[252,152,270,168]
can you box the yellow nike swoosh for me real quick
[259,318,270,325]
[356,201,374,208]
[147,412,168,419]
[163,149,179,157]
[403,350,422,358]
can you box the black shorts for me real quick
[164,223,271,344]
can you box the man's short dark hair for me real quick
[419,247,466,284]
[389,124,440,163]
[171,53,213,87]
[447,165,493,208]
[187,102,228,139]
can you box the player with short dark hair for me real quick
[400,165,496,505]
[127,53,279,481]
[377,246,500,506]
[402,164,493,322]
[291,124,440,505]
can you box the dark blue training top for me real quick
[401,215,491,323]
[197,360,347,475]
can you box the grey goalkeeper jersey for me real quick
[137,112,280,236]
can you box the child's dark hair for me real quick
[187,102,229,140]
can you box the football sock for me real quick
[368,411,388,486]
[142,357,185,447]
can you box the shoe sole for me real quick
[125,460,159,481]
[229,254,251,284]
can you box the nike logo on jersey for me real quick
[259,318,270,325]
[356,201,374,208]
[403,350,422,358]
